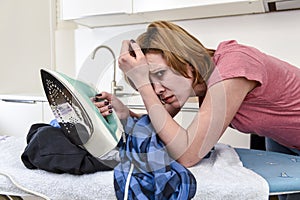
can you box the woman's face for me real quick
[146,53,195,109]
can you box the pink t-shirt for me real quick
[207,40,300,149]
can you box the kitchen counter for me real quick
[0,94,48,103]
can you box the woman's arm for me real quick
[138,77,256,167]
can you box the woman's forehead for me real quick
[145,53,165,64]
[146,53,168,71]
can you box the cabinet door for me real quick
[0,100,43,137]
[61,0,132,20]
[219,128,250,149]
[174,110,250,148]
[133,0,259,12]
[133,0,211,12]
[133,0,264,22]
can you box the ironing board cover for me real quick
[236,148,300,195]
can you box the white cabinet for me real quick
[0,95,54,137]
[61,0,132,20]
[133,0,265,22]
[60,0,141,27]
[174,108,250,148]
[60,0,265,28]
[220,127,250,148]
[133,0,261,12]
[126,99,250,149]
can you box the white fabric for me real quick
[189,143,269,200]
[0,136,269,200]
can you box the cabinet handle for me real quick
[1,99,37,104]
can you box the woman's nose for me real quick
[152,82,165,95]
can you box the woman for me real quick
[94,21,300,168]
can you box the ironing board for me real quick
[236,148,300,195]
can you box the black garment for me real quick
[21,123,118,175]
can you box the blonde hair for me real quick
[136,21,215,86]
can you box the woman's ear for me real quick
[187,64,195,78]
[189,64,195,72]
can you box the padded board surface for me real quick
[236,148,300,195]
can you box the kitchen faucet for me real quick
[91,45,123,95]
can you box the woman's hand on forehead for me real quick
[118,40,151,90]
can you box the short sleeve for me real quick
[207,50,266,89]
[207,40,268,87]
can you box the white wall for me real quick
[0,0,77,96]
[0,0,55,95]
[73,10,300,148]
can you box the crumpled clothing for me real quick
[21,123,117,175]
[114,115,196,200]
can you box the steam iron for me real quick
[40,68,123,158]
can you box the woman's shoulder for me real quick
[214,40,264,67]
[215,40,258,55]
[208,40,266,88]
[216,40,239,50]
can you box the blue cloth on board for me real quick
[50,119,61,128]
[114,115,196,200]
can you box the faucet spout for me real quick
[91,45,123,95]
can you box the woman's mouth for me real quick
[162,95,174,104]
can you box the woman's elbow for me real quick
[177,155,203,168]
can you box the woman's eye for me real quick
[155,70,165,78]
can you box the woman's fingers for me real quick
[119,39,144,66]
[92,91,114,116]
[129,40,144,58]
[94,100,113,115]
[95,91,112,99]
[118,39,151,90]
[120,40,131,58]
[99,103,113,115]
